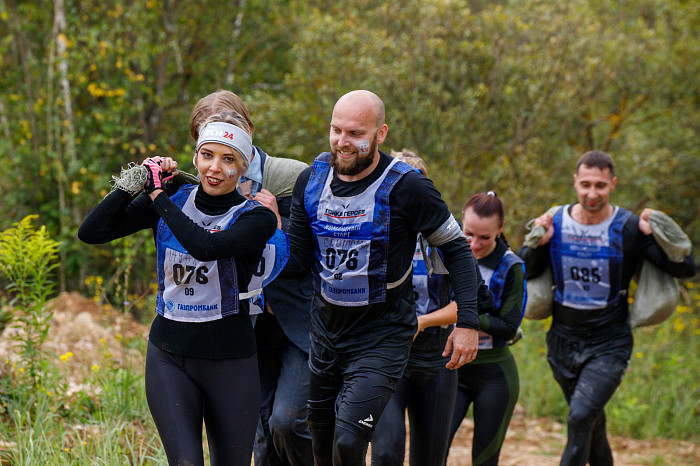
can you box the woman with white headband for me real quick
[79,110,278,465]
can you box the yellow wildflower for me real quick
[673,318,685,332]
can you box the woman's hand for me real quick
[142,157,166,200]
[414,315,427,341]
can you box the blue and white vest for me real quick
[242,227,290,315]
[155,185,285,321]
[304,153,414,306]
[477,249,526,349]
[236,147,291,314]
[412,236,452,316]
[550,205,631,310]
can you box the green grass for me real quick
[0,337,168,465]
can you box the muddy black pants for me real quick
[546,323,633,466]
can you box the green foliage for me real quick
[0,215,60,307]
[252,0,700,244]
[1,0,697,300]
[0,0,296,301]
[0,215,60,387]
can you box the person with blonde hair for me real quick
[79,110,278,465]
[190,90,314,466]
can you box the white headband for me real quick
[194,121,252,166]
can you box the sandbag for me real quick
[167,170,200,187]
[629,210,689,328]
[521,206,561,320]
[649,210,692,263]
[263,156,308,198]
[523,265,554,320]
[629,260,679,328]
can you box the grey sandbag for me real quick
[522,206,562,320]
[648,210,692,263]
[524,265,554,320]
[263,156,308,198]
[167,171,200,187]
[629,260,679,328]
[629,210,689,328]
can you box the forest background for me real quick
[0,0,698,463]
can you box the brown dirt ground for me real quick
[366,410,699,465]
[5,292,697,465]
[444,410,700,466]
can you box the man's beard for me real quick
[581,198,605,213]
[330,137,377,176]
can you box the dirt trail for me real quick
[446,411,699,465]
[366,411,699,465]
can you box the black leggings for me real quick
[370,363,457,466]
[447,353,519,466]
[145,342,261,466]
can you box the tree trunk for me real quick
[222,0,247,88]
[53,0,76,293]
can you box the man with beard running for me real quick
[281,90,481,466]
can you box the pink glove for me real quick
[143,158,164,194]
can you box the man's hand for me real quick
[639,208,655,235]
[254,189,282,229]
[443,327,478,369]
[534,212,555,246]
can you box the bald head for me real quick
[334,90,385,128]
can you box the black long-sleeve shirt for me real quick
[78,184,277,358]
[282,151,480,351]
[518,205,697,335]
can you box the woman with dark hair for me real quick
[445,191,526,466]
[79,111,277,466]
